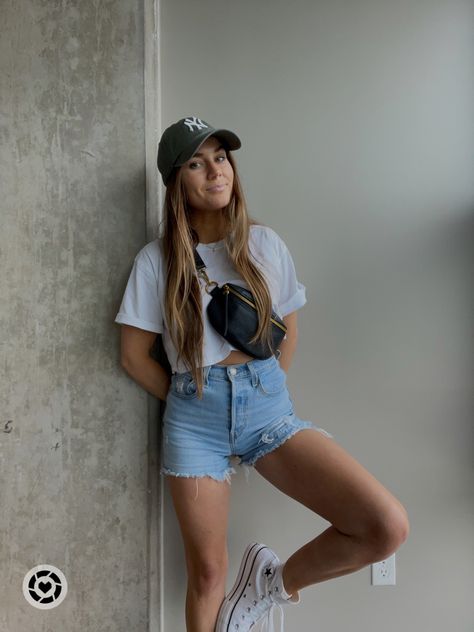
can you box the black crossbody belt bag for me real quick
[193,247,287,359]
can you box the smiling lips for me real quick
[207,184,226,192]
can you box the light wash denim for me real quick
[160,353,333,486]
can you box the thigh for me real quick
[166,475,231,576]
[253,428,409,539]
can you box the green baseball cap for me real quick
[157,116,241,186]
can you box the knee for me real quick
[187,556,228,595]
[362,503,410,562]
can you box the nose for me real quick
[207,161,222,178]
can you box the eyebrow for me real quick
[191,144,225,158]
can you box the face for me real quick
[179,136,234,213]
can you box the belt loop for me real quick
[246,360,258,388]
[203,365,211,387]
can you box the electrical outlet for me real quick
[371,553,396,585]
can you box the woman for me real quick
[115,116,409,632]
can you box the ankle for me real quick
[275,562,300,603]
[281,562,298,598]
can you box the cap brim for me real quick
[174,129,241,167]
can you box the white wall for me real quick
[160,1,473,630]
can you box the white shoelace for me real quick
[261,601,284,632]
[251,597,284,632]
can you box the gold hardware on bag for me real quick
[223,284,287,333]
[197,269,218,294]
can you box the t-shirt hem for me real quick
[172,348,244,374]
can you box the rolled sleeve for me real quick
[279,280,307,317]
[274,233,307,317]
[114,257,163,334]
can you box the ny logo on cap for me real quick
[183,117,208,132]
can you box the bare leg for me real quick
[166,475,231,632]
[253,429,410,596]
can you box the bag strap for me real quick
[193,246,207,272]
[193,246,217,293]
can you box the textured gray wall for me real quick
[1,2,150,631]
[160,1,474,630]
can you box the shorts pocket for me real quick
[171,373,198,399]
[257,366,287,396]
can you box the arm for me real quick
[120,324,171,402]
[278,310,298,374]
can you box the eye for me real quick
[188,154,226,169]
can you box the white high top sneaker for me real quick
[215,542,301,632]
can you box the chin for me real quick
[208,193,232,206]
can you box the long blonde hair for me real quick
[159,150,276,399]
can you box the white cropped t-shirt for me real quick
[114,224,307,374]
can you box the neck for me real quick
[190,209,226,244]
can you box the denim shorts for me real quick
[160,353,333,486]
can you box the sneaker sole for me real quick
[215,542,268,631]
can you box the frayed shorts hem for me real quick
[160,465,237,485]
[242,422,333,468]
[160,422,334,488]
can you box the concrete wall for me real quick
[160,1,474,630]
[0,2,151,630]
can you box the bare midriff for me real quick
[215,350,255,366]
